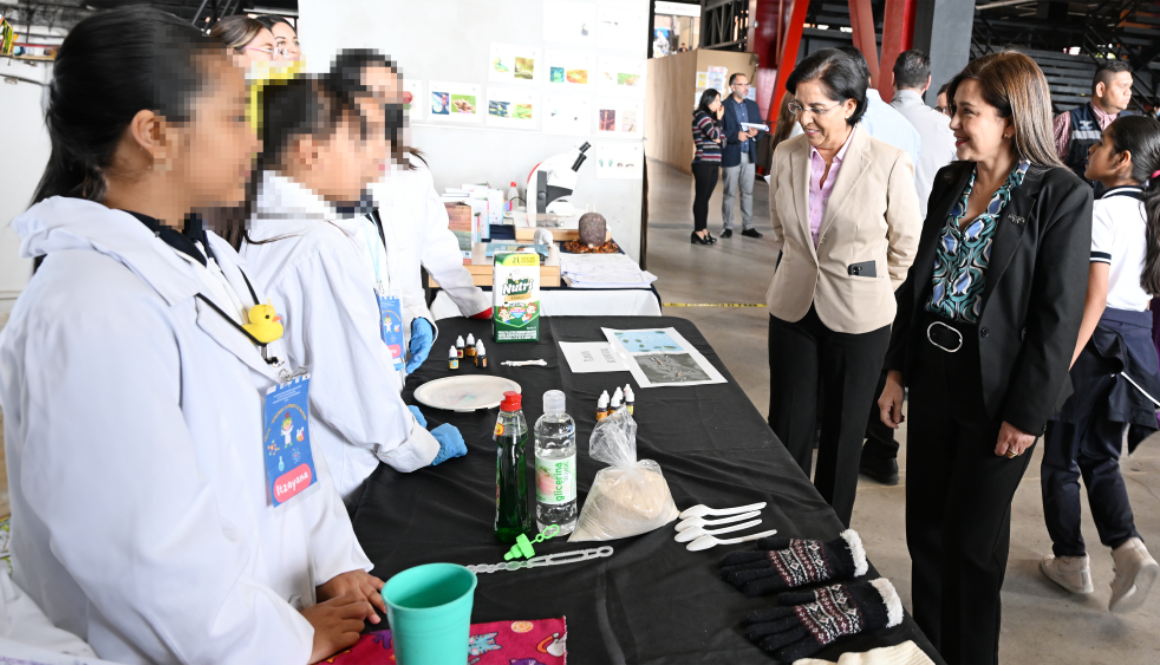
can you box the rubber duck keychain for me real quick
[242,300,284,344]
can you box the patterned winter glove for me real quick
[719,529,868,596]
[742,578,903,662]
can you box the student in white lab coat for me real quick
[241,71,467,502]
[0,10,380,664]
[325,51,490,376]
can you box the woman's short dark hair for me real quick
[33,7,219,204]
[695,88,720,117]
[785,48,868,126]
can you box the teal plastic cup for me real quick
[383,563,477,665]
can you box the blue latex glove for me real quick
[430,423,467,466]
[406,318,435,373]
[407,405,427,429]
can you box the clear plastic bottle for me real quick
[494,391,531,543]
[534,390,578,535]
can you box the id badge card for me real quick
[263,373,319,507]
[377,291,405,372]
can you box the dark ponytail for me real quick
[1107,116,1160,295]
[33,7,217,205]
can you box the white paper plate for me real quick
[413,375,522,412]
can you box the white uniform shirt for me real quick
[241,171,440,501]
[370,159,491,319]
[890,89,959,219]
[0,197,370,664]
[1091,186,1151,312]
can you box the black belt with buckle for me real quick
[927,320,964,353]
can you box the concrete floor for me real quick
[645,158,1160,664]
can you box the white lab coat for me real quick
[370,159,491,319]
[0,197,371,664]
[242,171,440,501]
[0,571,120,664]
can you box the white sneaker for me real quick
[1040,554,1094,594]
[1109,538,1160,614]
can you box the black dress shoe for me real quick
[741,228,764,238]
[705,232,718,244]
[690,231,712,245]
[720,229,733,238]
[860,454,900,485]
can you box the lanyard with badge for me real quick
[194,268,319,507]
[361,215,406,372]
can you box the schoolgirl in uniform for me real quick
[1040,115,1160,613]
[240,71,466,503]
[0,9,380,663]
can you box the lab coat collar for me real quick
[893,89,925,107]
[249,170,364,241]
[14,196,201,307]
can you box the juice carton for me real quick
[493,252,540,343]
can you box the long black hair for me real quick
[1106,115,1160,294]
[33,8,218,204]
[695,88,720,118]
[325,49,415,170]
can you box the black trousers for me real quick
[691,161,719,232]
[906,314,1033,665]
[863,369,899,459]
[767,307,891,527]
[1042,415,1141,557]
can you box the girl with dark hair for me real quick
[1039,115,1160,612]
[209,14,276,67]
[690,87,723,244]
[256,14,301,61]
[1,8,377,663]
[240,73,467,504]
[879,51,1092,663]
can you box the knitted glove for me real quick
[743,578,903,662]
[719,529,868,596]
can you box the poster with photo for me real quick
[602,326,728,388]
[706,66,728,94]
[429,81,482,123]
[597,57,646,95]
[545,50,593,87]
[401,79,423,121]
[489,43,541,85]
[596,4,649,51]
[595,99,643,136]
[594,142,644,180]
[486,87,539,129]
[543,94,591,135]
[543,0,596,45]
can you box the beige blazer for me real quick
[765,125,922,334]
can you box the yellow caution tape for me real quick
[663,302,767,308]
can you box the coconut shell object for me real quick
[578,212,607,247]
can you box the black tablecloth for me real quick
[352,316,941,664]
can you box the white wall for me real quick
[0,59,51,316]
[297,0,647,261]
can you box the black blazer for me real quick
[883,161,1093,435]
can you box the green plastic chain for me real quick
[503,525,562,561]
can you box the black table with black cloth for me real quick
[351,316,941,664]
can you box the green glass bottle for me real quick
[494,391,531,543]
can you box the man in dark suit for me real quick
[720,73,765,238]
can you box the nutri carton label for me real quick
[493,252,540,343]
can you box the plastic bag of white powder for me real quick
[569,408,679,542]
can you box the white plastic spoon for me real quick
[679,502,767,519]
[675,510,761,532]
[674,519,762,543]
[686,529,779,552]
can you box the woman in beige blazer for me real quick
[765,48,921,527]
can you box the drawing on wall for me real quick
[490,43,542,85]
[429,81,482,123]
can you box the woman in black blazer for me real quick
[877,52,1093,664]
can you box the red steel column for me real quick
[769,0,810,120]
[847,0,880,82]
[878,0,916,102]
